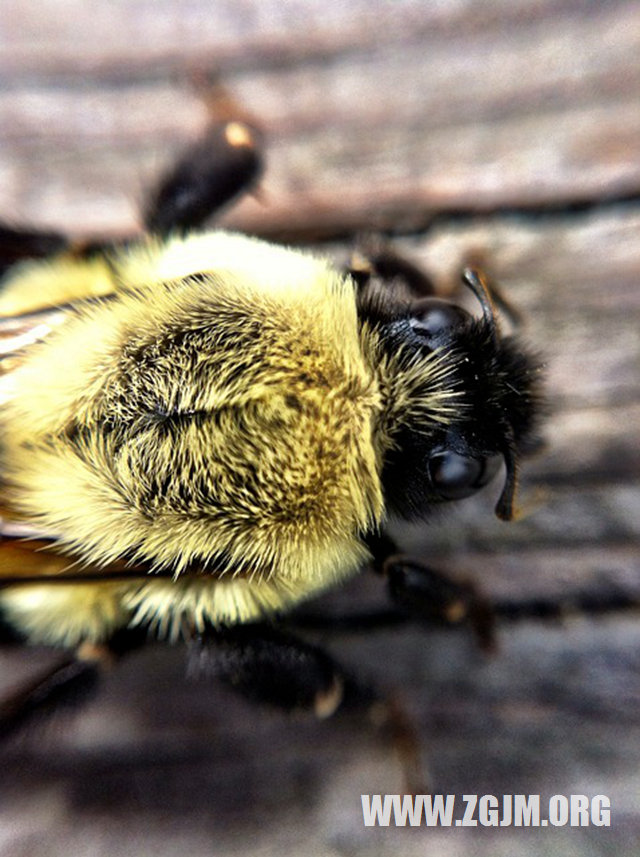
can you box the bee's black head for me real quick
[360,268,543,522]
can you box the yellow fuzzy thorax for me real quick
[0,232,459,644]
[0,233,386,642]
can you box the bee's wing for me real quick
[0,527,163,587]
[0,238,74,585]
[0,529,85,586]
[0,222,77,349]
[0,235,156,588]
[0,307,70,418]
[0,510,93,585]
[0,307,69,363]
[0,261,122,588]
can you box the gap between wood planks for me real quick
[251,189,640,244]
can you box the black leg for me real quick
[142,79,264,235]
[0,606,26,645]
[0,78,264,278]
[347,240,526,335]
[366,531,495,647]
[0,654,101,742]
[383,556,496,650]
[186,621,428,791]
[0,224,68,276]
[187,623,346,717]
[291,533,497,650]
[345,239,437,299]
[0,629,147,742]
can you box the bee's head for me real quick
[362,269,543,522]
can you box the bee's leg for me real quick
[291,533,496,650]
[380,555,496,651]
[294,550,640,646]
[347,241,525,326]
[187,622,427,790]
[365,531,496,648]
[187,623,346,718]
[0,651,102,741]
[0,629,146,741]
[346,240,438,299]
[348,243,526,333]
[0,610,24,645]
[142,77,264,235]
[0,224,68,276]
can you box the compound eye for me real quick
[409,298,471,339]
[428,450,501,500]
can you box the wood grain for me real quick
[0,1,639,855]
[2,1,640,236]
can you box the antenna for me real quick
[461,268,500,346]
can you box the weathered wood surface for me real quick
[1,1,639,856]
[2,0,640,237]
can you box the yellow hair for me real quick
[1,233,389,642]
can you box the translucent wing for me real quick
[0,515,167,588]
[0,236,155,588]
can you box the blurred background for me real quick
[1,1,639,855]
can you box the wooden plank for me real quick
[1,3,639,234]
[389,208,640,409]
[0,1,639,855]
[3,1,638,80]
[1,619,639,854]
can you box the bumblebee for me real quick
[0,86,541,734]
